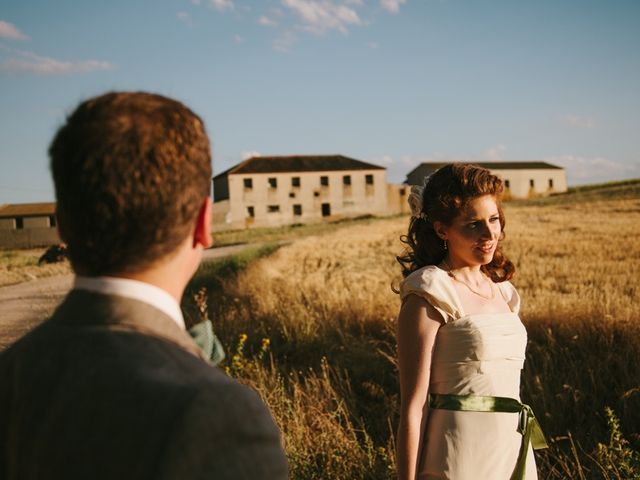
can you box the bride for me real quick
[395,163,547,480]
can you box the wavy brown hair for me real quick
[397,163,515,282]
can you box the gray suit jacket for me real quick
[0,290,288,480]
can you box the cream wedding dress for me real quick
[400,265,538,480]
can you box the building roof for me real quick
[0,202,56,218]
[406,161,563,178]
[213,155,385,179]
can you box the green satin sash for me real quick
[429,393,548,480]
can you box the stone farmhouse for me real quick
[406,161,567,199]
[0,202,60,249]
[212,155,408,231]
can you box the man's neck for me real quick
[103,244,201,303]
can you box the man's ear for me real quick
[193,197,213,249]
[55,209,68,244]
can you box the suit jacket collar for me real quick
[50,289,209,362]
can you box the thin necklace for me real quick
[442,259,495,300]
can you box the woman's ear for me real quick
[432,221,448,241]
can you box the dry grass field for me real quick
[184,183,640,479]
[0,248,70,287]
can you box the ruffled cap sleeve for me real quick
[399,266,463,323]
[497,280,521,314]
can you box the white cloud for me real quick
[366,41,378,49]
[0,20,29,40]
[234,34,246,43]
[242,151,261,159]
[282,0,362,34]
[0,50,113,75]
[560,114,596,129]
[380,0,406,13]
[210,0,234,11]
[546,154,640,184]
[177,11,195,26]
[274,31,297,52]
[481,144,507,161]
[190,0,202,4]
[258,15,278,26]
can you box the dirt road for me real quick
[0,243,252,351]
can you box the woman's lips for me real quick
[476,243,495,253]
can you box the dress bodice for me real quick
[399,266,527,398]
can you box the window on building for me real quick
[529,179,535,188]
[343,175,351,185]
[49,215,57,228]
[15,217,23,230]
[320,176,329,187]
[548,178,554,188]
[247,206,255,217]
[293,204,302,216]
[313,191,320,197]
[289,192,296,198]
[505,180,510,189]
[243,178,253,189]
[365,174,374,185]
[399,188,406,196]
[268,177,277,189]
[321,203,331,217]
[268,205,280,213]
[291,177,301,188]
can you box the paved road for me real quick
[0,243,253,351]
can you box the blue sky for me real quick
[1,0,639,203]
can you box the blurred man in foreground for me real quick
[0,92,288,479]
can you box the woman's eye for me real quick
[490,217,500,223]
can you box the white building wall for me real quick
[222,169,387,230]
[492,168,567,199]
[23,216,51,228]
[211,199,231,232]
[0,218,15,230]
[387,184,411,215]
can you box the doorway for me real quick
[321,203,331,217]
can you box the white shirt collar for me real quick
[73,276,185,330]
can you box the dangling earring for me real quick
[443,239,447,250]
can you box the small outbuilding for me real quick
[0,202,60,249]
[405,161,567,199]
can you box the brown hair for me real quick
[397,163,515,281]
[49,91,212,276]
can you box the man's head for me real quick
[50,92,212,276]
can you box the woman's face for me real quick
[435,194,502,267]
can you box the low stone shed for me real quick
[0,202,60,249]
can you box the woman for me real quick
[395,164,546,480]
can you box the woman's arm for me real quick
[396,294,442,480]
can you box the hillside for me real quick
[511,178,640,206]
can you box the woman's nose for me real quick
[479,222,496,239]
